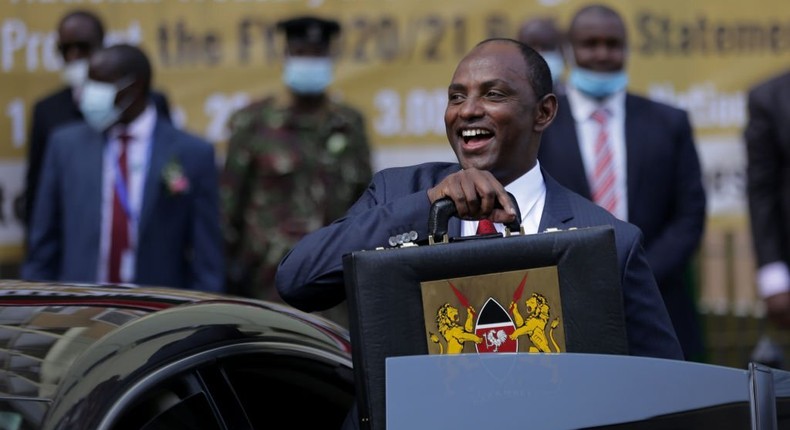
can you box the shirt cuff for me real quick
[758,261,790,298]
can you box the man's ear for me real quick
[533,93,557,132]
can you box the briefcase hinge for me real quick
[428,233,449,245]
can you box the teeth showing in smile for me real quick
[461,129,492,137]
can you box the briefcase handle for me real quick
[428,191,523,244]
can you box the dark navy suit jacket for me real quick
[745,71,790,271]
[22,117,224,292]
[276,162,683,360]
[25,86,171,229]
[539,93,706,359]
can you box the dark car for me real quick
[0,281,354,430]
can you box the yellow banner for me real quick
[1,0,789,262]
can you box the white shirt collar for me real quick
[566,85,626,122]
[108,103,158,142]
[505,161,544,226]
[463,162,546,236]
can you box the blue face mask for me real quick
[79,78,133,131]
[282,56,334,95]
[540,51,565,85]
[569,67,629,99]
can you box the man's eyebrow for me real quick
[481,79,510,88]
[448,83,466,91]
[448,79,511,91]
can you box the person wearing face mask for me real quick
[516,17,567,95]
[538,4,707,361]
[221,16,372,324]
[22,44,224,293]
[24,9,172,242]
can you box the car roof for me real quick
[0,281,351,403]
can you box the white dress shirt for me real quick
[566,86,629,221]
[461,161,546,237]
[98,104,157,283]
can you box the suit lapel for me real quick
[538,171,575,232]
[139,119,174,236]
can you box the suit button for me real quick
[409,231,418,241]
[388,236,398,247]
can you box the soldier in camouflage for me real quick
[221,16,373,312]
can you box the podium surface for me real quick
[386,353,788,429]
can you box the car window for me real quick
[112,373,223,430]
[110,350,354,430]
[221,353,354,429]
[138,393,221,430]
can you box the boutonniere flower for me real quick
[162,158,190,195]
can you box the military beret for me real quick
[276,16,341,44]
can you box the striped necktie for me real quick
[590,108,618,214]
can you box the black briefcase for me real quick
[342,196,627,430]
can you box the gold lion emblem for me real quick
[429,303,481,354]
[509,292,560,353]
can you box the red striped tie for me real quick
[590,109,618,214]
[108,132,131,283]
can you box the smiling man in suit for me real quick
[22,44,223,292]
[275,38,682,361]
[537,5,707,360]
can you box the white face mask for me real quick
[79,79,125,132]
[61,59,89,90]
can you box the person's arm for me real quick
[188,140,225,292]
[21,134,63,281]
[24,102,48,228]
[275,166,517,312]
[746,86,784,271]
[619,225,684,359]
[641,109,706,283]
[744,83,790,326]
[220,114,255,285]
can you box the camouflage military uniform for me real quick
[221,93,373,304]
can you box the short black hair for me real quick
[476,38,553,100]
[59,9,105,44]
[99,44,152,93]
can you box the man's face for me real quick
[285,39,330,57]
[87,51,123,86]
[569,12,626,72]
[444,42,540,185]
[58,16,101,63]
[86,51,139,114]
[517,20,561,53]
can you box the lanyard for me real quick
[112,137,151,224]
